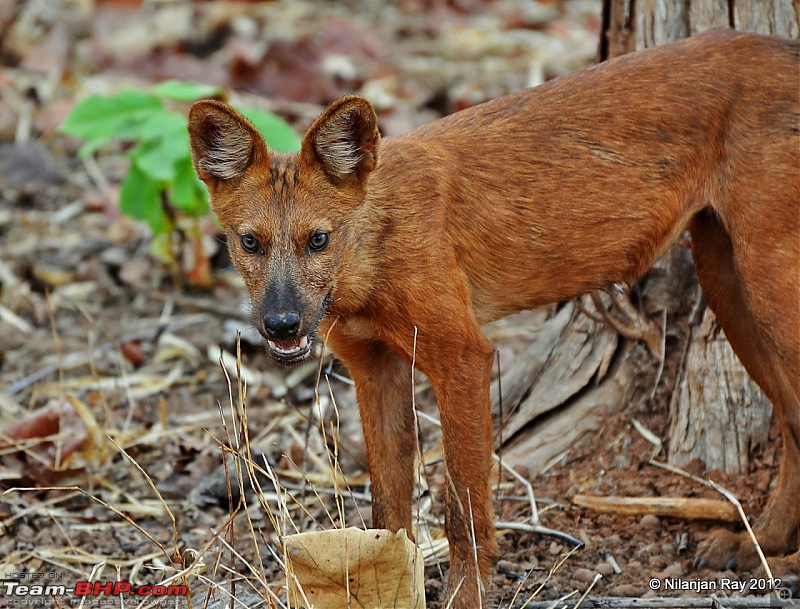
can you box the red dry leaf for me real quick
[120,341,146,367]
[0,398,90,484]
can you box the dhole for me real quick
[189,29,800,606]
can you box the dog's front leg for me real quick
[419,327,497,608]
[328,332,417,536]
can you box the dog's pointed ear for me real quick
[301,96,380,185]
[188,100,268,191]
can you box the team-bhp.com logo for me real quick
[3,580,188,598]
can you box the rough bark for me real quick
[603,0,799,59]
[492,302,622,472]
[668,308,772,473]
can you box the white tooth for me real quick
[266,336,310,357]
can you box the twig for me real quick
[494,453,541,525]
[147,290,247,320]
[589,291,662,358]
[81,154,111,193]
[0,303,33,332]
[495,521,584,548]
[649,309,668,399]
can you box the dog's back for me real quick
[371,30,799,326]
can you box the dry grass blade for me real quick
[505,564,540,609]
[519,545,582,609]
[572,573,602,609]
[467,488,483,609]
[324,374,366,529]
[106,436,181,560]
[215,535,287,609]
[444,577,465,609]
[0,302,33,332]
[410,325,444,585]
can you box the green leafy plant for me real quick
[60,80,300,286]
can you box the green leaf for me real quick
[135,111,188,142]
[170,157,209,216]
[61,90,163,152]
[120,164,168,235]
[151,80,223,103]
[131,121,191,183]
[63,88,301,241]
[131,141,175,183]
[237,107,301,153]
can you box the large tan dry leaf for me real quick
[285,527,425,609]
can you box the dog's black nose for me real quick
[264,313,301,340]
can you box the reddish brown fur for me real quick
[189,29,800,606]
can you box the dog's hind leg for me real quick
[689,208,800,571]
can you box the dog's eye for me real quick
[308,231,329,252]
[240,234,260,253]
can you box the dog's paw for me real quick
[744,553,800,597]
[768,552,800,586]
[694,529,760,571]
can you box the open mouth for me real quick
[266,335,313,363]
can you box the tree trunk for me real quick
[603,0,798,57]
[600,0,796,473]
